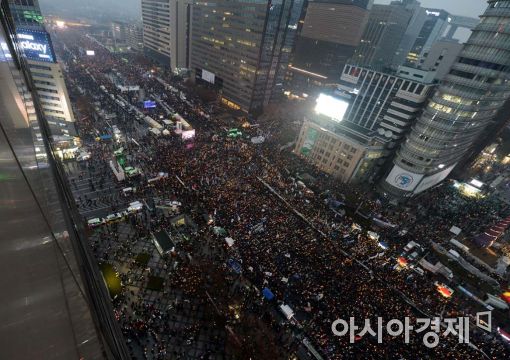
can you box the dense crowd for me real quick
[53,29,510,359]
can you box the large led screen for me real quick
[17,28,56,63]
[314,93,349,122]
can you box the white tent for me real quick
[450,226,462,236]
[225,237,235,247]
[279,304,294,320]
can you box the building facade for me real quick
[295,120,367,182]
[0,1,114,358]
[392,0,426,67]
[8,0,77,156]
[382,0,510,198]
[127,23,144,52]
[353,2,414,69]
[141,0,191,71]
[286,0,371,92]
[28,60,77,142]
[190,0,304,114]
[406,8,450,64]
[418,39,463,81]
[112,20,128,47]
[295,64,435,183]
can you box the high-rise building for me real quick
[406,9,479,65]
[286,0,372,93]
[190,0,304,114]
[294,64,435,182]
[406,8,450,64]
[141,0,191,71]
[381,0,510,199]
[127,23,144,52]
[353,2,415,69]
[0,1,126,358]
[112,20,128,43]
[418,39,463,81]
[392,0,426,67]
[8,0,77,157]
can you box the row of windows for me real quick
[490,2,510,8]
[458,57,508,72]
[36,87,58,94]
[31,71,54,79]
[29,64,51,71]
[428,101,477,118]
[39,94,60,101]
[33,79,55,87]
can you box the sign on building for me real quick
[385,165,423,192]
[17,28,56,63]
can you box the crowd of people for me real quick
[52,28,510,359]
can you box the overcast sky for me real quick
[39,0,487,30]
[374,0,486,18]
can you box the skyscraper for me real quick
[8,0,76,153]
[382,0,510,198]
[353,2,415,69]
[141,0,191,71]
[287,0,372,93]
[406,8,450,64]
[392,0,426,66]
[0,1,124,357]
[127,23,144,52]
[418,39,463,81]
[294,64,435,183]
[190,0,304,114]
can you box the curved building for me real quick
[382,0,510,198]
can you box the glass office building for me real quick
[382,0,510,198]
[191,0,304,114]
[0,1,128,357]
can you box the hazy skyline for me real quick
[40,0,487,21]
[374,0,486,18]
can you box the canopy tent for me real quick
[474,214,510,248]
[378,241,389,250]
[227,128,242,138]
[262,287,275,301]
[213,226,227,236]
[474,233,496,248]
[449,226,462,236]
[225,237,235,247]
[227,258,242,274]
[372,217,397,229]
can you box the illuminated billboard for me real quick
[17,28,56,63]
[314,93,349,122]
[86,50,95,56]
[202,69,215,84]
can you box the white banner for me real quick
[413,163,456,194]
[385,165,423,192]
